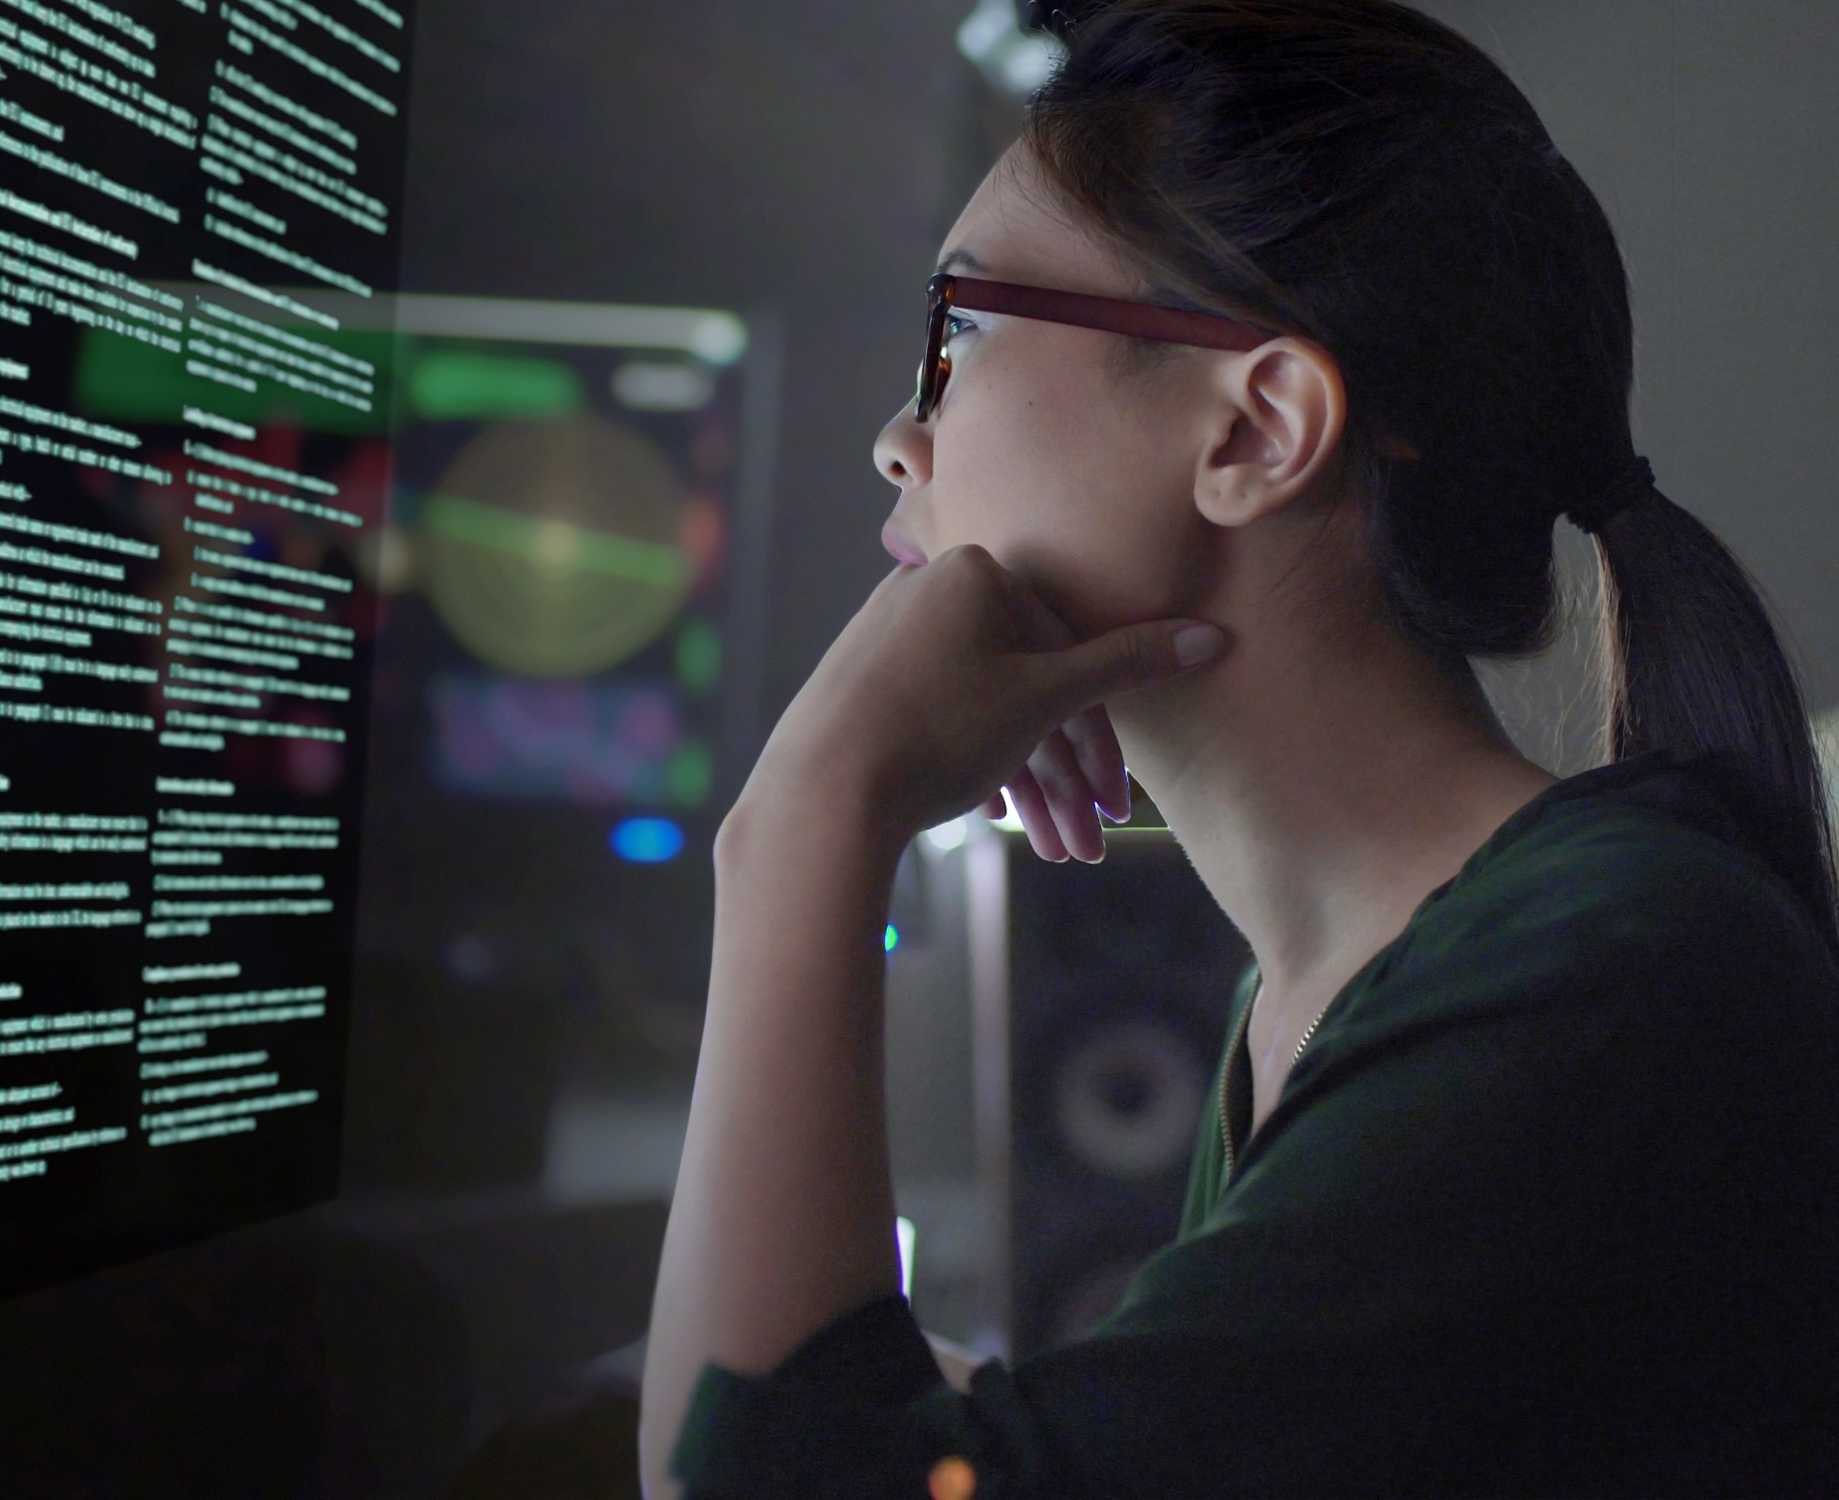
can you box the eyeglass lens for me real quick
[916,290,946,420]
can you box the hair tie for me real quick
[1565,454,1656,534]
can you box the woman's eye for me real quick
[944,314,976,342]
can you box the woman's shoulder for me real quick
[1400,775,1828,985]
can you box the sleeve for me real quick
[666,1289,1054,1499]
[668,839,1839,1498]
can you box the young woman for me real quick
[641,3,1839,1494]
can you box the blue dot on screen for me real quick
[610,817,686,864]
[884,924,899,954]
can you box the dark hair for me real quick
[1018,0,1839,969]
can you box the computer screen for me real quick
[0,0,418,1297]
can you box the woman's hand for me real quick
[739,545,1221,855]
[967,548,1137,863]
[973,686,1133,865]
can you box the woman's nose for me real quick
[872,404,930,488]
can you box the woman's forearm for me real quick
[637,788,911,1500]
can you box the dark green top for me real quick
[668,749,1839,1497]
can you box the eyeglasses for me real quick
[913,271,1287,424]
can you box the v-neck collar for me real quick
[1215,749,1724,1186]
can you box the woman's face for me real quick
[871,141,1231,640]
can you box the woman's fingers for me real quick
[979,709,1123,864]
[1061,703,1131,822]
[1023,731,1107,863]
[1002,765,1072,863]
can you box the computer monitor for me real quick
[0,0,418,1297]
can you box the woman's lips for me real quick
[881,521,928,567]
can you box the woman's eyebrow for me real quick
[934,247,987,276]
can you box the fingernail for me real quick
[1174,625,1225,667]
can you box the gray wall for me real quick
[1429,1,1839,771]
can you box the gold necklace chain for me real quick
[1218,976,1338,1179]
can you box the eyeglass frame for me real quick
[913,271,1289,424]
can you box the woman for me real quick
[641,2,1839,1494]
